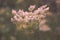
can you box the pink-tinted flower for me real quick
[39,24,51,31]
[18,9,24,13]
[44,7,49,11]
[13,16,18,21]
[12,10,17,15]
[40,20,46,25]
[39,15,46,18]
[11,5,50,30]
[40,5,47,10]
[11,18,14,22]
[18,9,25,16]
[24,11,29,16]
[24,16,29,22]
[38,5,49,14]
[28,5,36,11]
[33,9,40,14]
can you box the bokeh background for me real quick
[0,0,60,40]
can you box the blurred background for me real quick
[0,0,60,40]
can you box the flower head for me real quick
[12,10,17,15]
[11,5,50,31]
[28,5,36,12]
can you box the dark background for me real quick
[0,0,60,40]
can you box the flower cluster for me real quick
[11,5,51,31]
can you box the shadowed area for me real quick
[0,0,60,40]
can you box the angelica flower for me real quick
[11,5,51,31]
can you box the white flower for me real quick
[12,10,17,15]
[28,5,36,11]
[39,24,51,31]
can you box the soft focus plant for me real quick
[11,5,51,31]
